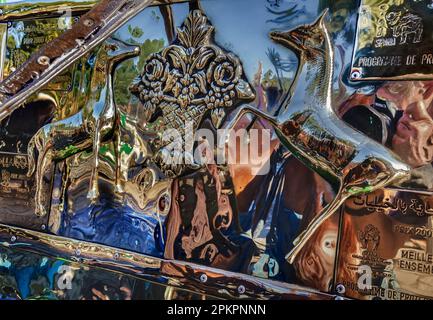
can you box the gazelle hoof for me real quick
[285,249,298,264]
[87,189,99,202]
[35,206,48,217]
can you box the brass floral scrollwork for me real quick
[130,9,255,177]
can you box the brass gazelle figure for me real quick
[27,38,140,216]
[226,11,411,263]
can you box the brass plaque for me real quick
[3,16,76,88]
[0,14,82,229]
[337,188,433,300]
[351,0,433,80]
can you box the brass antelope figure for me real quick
[27,38,140,216]
[226,11,411,263]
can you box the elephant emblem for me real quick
[385,11,423,45]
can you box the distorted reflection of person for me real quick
[340,81,433,190]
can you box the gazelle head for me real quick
[269,9,329,56]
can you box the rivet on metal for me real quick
[83,18,95,27]
[37,56,50,66]
[200,274,208,283]
[31,71,40,80]
[336,284,346,295]
[238,285,246,294]
[10,236,16,243]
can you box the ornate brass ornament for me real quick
[226,10,412,264]
[27,38,140,216]
[130,9,255,177]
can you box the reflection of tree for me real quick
[113,26,165,106]
[266,47,295,90]
[266,3,304,27]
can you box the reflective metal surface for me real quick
[351,0,433,80]
[1,0,433,300]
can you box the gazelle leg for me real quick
[114,127,125,194]
[34,148,53,217]
[285,191,348,264]
[88,123,101,202]
[226,104,279,131]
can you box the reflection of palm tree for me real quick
[266,47,294,90]
[9,22,25,49]
[266,4,303,27]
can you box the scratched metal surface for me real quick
[0,0,433,300]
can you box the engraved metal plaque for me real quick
[351,0,433,80]
[337,188,433,300]
[0,8,84,230]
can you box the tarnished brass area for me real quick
[27,38,140,216]
[225,10,412,264]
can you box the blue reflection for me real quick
[59,199,165,258]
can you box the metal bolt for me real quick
[37,56,50,66]
[41,224,46,231]
[83,18,94,27]
[199,274,208,283]
[31,71,39,80]
[113,252,120,260]
[10,236,16,243]
[336,284,346,295]
[238,285,246,294]
[75,249,81,257]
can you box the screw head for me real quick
[83,18,94,27]
[238,285,246,294]
[113,252,120,260]
[37,55,50,66]
[10,236,16,243]
[336,284,346,295]
[41,224,46,231]
[75,249,81,257]
[199,274,208,283]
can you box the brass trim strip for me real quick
[0,0,189,22]
[0,223,339,300]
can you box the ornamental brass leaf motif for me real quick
[130,9,255,177]
[177,10,214,48]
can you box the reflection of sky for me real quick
[115,0,321,83]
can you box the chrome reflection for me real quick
[225,10,411,264]
[27,38,140,216]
